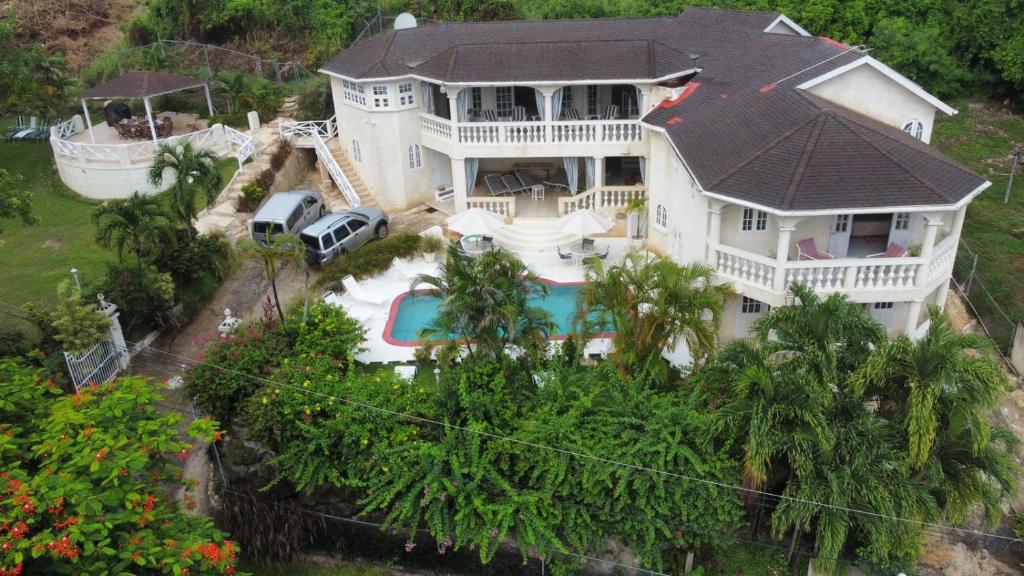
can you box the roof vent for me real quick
[394,13,418,30]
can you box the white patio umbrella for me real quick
[557,209,614,238]
[445,207,507,236]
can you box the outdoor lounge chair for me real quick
[514,170,538,188]
[582,238,596,249]
[559,107,582,121]
[796,238,833,261]
[596,246,610,260]
[341,275,390,306]
[543,168,571,192]
[557,246,574,263]
[479,109,498,122]
[602,105,620,120]
[485,174,512,196]
[867,243,908,258]
[501,174,528,194]
[511,106,528,122]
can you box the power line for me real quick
[122,340,1024,546]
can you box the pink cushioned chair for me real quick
[796,238,833,260]
[867,243,908,258]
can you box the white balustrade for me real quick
[418,113,644,147]
[51,124,253,169]
[926,236,956,279]
[279,116,337,146]
[419,113,453,140]
[466,196,515,217]
[558,186,646,215]
[714,246,776,289]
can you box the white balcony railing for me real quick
[419,113,644,147]
[713,239,956,296]
[50,123,253,168]
[557,186,647,215]
[279,116,337,147]
[467,196,515,217]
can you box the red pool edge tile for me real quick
[380,279,613,347]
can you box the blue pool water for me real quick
[386,283,589,344]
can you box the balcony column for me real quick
[934,205,967,310]
[773,218,799,292]
[451,156,468,212]
[706,200,724,265]
[447,91,460,123]
[538,87,559,123]
[919,214,943,261]
[904,300,924,336]
[593,156,605,189]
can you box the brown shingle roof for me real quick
[324,7,986,210]
[80,72,209,100]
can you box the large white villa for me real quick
[294,7,985,342]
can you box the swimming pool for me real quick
[383,280,593,346]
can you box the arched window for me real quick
[655,204,668,231]
[351,139,362,163]
[902,119,924,140]
[408,144,422,169]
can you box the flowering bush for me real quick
[0,360,243,575]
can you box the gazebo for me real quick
[78,71,215,144]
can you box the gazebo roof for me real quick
[80,71,209,100]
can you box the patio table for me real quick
[567,241,597,264]
[460,234,493,255]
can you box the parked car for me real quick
[300,207,389,266]
[250,190,324,246]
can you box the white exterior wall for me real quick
[54,161,173,200]
[645,135,708,263]
[806,64,939,143]
[331,78,436,212]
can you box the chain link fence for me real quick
[951,242,1021,364]
[112,40,317,85]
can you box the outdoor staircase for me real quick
[315,140,377,212]
[492,218,579,253]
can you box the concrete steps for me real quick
[314,140,377,210]
[493,217,578,252]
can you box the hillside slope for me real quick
[1,0,135,67]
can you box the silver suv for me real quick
[250,190,324,246]
[300,207,389,266]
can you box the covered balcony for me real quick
[418,82,649,157]
[707,200,967,306]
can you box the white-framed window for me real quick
[654,204,668,231]
[902,119,924,140]
[740,207,768,232]
[495,86,513,117]
[398,82,414,106]
[741,296,766,314]
[351,139,362,163]
[893,212,911,231]
[833,214,850,233]
[470,87,482,114]
[587,85,599,116]
[407,144,422,169]
[372,84,390,108]
[873,301,894,310]
[342,79,366,106]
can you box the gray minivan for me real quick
[250,190,325,245]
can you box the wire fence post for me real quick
[964,252,978,295]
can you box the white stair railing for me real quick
[279,116,360,208]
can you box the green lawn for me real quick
[0,127,238,325]
[932,101,1024,322]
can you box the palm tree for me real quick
[217,71,248,114]
[92,191,173,275]
[752,284,886,391]
[851,307,1018,523]
[575,251,732,378]
[241,234,305,329]
[411,245,554,362]
[148,142,223,228]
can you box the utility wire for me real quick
[119,340,1024,546]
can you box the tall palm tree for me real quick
[851,307,1018,522]
[575,251,732,378]
[148,142,223,228]
[411,245,554,362]
[241,234,305,329]
[92,191,173,275]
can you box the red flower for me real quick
[224,566,236,575]
[95,448,108,461]
[176,449,189,462]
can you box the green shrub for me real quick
[270,140,293,172]
[154,232,234,309]
[209,111,250,129]
[294,77,333,121]
[236,182,267,212]
[99,264,175,334]
[255,167,275,192]
[316,233,424,290]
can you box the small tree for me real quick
[240,234,305,330]
[92,191,174,275]
[148,142,223,228]
[0,169,36,237]
[50,281,111,356]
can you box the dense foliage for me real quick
[0,12,72,116]
[0,169,36,238]
[0,360,241,575]
[316,233,428,290]
[124,0,1024,103]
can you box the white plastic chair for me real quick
[341,275,389,306]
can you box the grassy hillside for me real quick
[933,101,1024,322]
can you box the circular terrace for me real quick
[49,71,255,200]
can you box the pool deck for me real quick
[331,239,637,364]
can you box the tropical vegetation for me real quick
[180,248,1018,575]
[148,142,224,228]
[0,359,240,575]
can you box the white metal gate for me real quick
[64,339,120,391]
